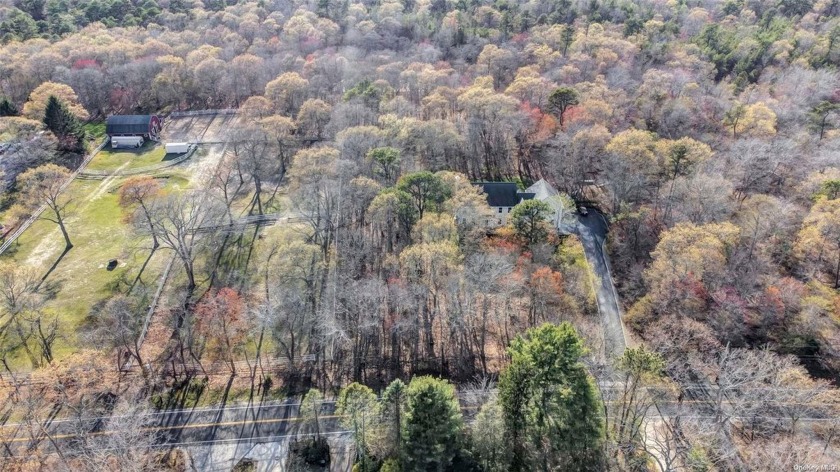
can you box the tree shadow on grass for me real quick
[37,246,71,290]
[128,248,157,293]
[38,279,63,302]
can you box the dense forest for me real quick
[1,0,839,470]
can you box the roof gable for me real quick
[473,182,533,207]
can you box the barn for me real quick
[105,115,162,139]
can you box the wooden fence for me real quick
[0,139,108,255]
[78,144,198,179]
[169,109,238,118]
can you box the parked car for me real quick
[579,206,589,216]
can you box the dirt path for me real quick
[86,162,129,201]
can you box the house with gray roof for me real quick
[473,179,576,230]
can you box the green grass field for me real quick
[86,141,171,172]
[1,174,188,367]
[83,122,106,141]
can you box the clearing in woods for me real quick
[0,114,235,369]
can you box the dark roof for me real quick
[473,182,533,207]
[106,115,154,135]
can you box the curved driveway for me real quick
[571,210,627,359]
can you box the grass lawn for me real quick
[86,141,173,172]
[83,122,106,141]
[1,174,189,368]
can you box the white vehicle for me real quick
[110,136,144,149]
[165,142,191,154]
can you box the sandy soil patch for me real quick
[24,229,60,268]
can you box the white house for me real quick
[473,179,576,229]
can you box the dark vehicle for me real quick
[107,259,118,271]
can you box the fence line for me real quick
[0,140,107,256]
[135,255,177,354]
[169,109,237,118]
[78,144,197,179]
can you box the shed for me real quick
[106,115,162,138]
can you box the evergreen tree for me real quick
[0,97,18,116]
[547,86,579,127]
[404,376,464,471]
[509,199,552,246]
[499,323,605,472]
[381,379,407,463]
[42,95,84,151]
[809,100,840,140]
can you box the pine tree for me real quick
[404,376,464,471]
[499,323,605,471]
[510,199,552,246]
[0,97,18,116]
[547,86,579,127]
[381,379,407,462]
[43,95,85,152]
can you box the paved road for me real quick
[571,210,627,359]
[1,400,344,454]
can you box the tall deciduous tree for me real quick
[17,164,73,250]
[118,176,162,249]
[795,197,840,288]
[148,191,224,297]
[297,98,332,139]
[194,287,247,373]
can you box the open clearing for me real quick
[162,114,239,143]
[1,176,181,366]
[86,141,173,171]
[0,115,234,368]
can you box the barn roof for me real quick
[474,182,533,207]
[106,115,154,135]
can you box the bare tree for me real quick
[149,191,225,298]
[16,164,74,250]
[66,399,159,472]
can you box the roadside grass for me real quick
[86,141,171,172]
[555,234,599,316]
[1,174,188,368]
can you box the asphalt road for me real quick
[1,400,345,455]
[572,209,627,359]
